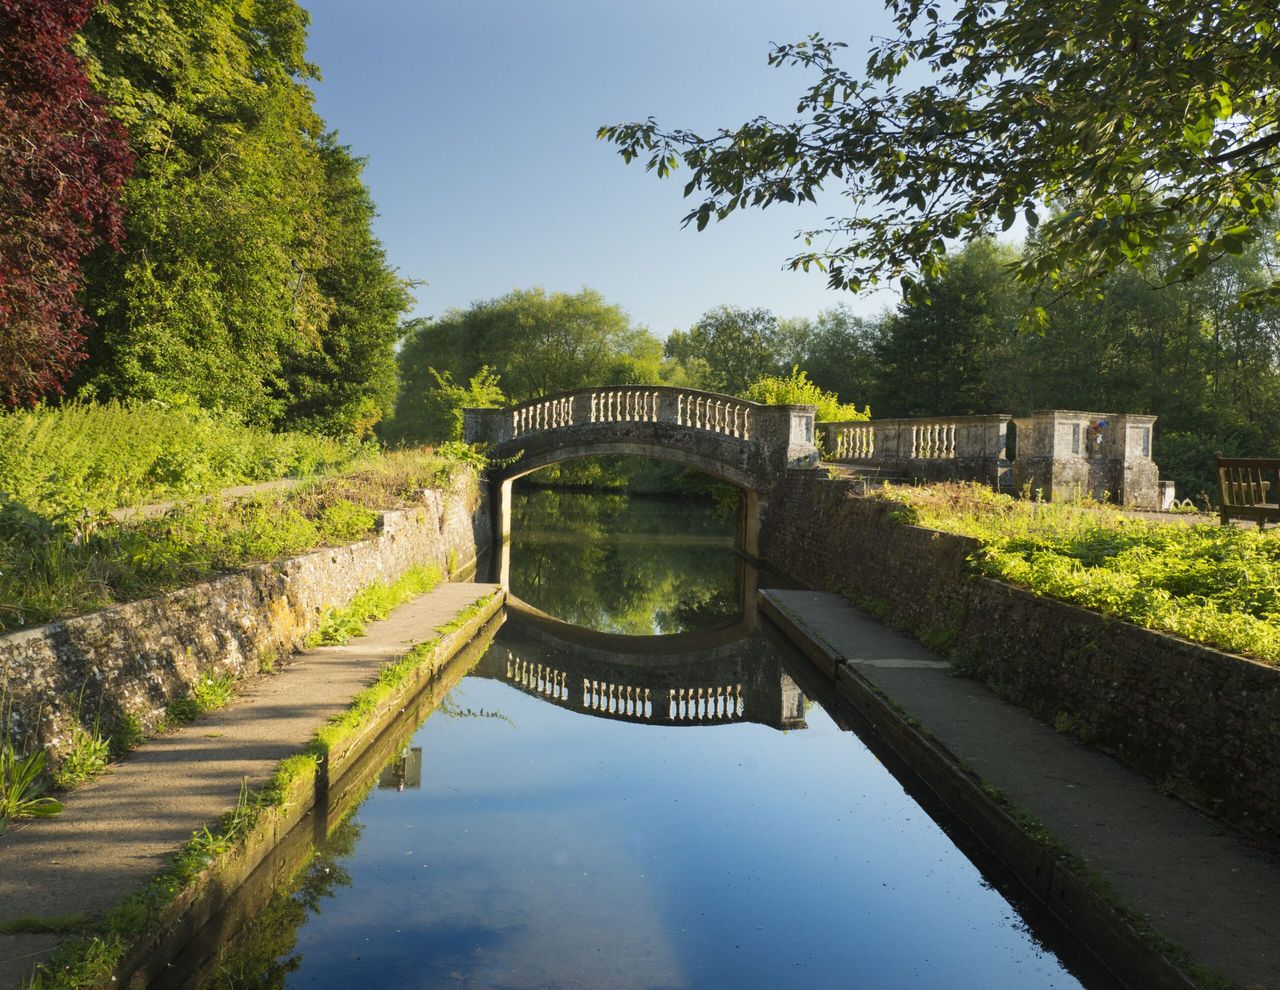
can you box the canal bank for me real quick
[761,588,1280,990]
[0,581,503,989]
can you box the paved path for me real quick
[107,478,302,522]
[0,581,498,988]
[762,588,1280,990]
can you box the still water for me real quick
[168,490,1103,989]
[507,489,742,635]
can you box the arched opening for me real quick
[492,454,760,637]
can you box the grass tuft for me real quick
[51,726,111,790]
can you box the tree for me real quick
[277,135,413,439]
[76,0,407,435]
[871,240,1023,417]
[0,0,131,406]
[665,305,783,394]
[792,305,884,406]
[600,2,1280,312]
[385,288,663,443]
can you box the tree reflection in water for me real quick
[508,486,742,635]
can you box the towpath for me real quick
[0,580,499,989]
[762,588,1280,990]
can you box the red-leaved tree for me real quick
[0,0,131,406]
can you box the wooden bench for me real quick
[1215,454,1280,528]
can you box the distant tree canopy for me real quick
[384,288,664,444]
[833,236,1280,499]
[71,0,408,437]
[664,305,787,394]
[0,0,131,406]
[601,1,1280,313]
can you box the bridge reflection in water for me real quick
[474,610,807,732]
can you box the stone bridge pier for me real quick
[464,386,818,584]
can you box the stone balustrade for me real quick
[669,684,744,722]
[487,386,761,445]
[822,414,1011,488]
[821,409,1160,508]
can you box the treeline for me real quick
[2,0,406,438]
[382,288,864,446]
[387,237,1280,500]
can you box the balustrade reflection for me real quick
[476,629,806,731]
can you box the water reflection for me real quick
[472,627,806,730]
[168,620,1101,990]
[508,489,742,635]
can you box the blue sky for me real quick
[301,0,901,336]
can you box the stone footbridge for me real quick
[464,386,819,563]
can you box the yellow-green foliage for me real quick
[312,592,496,754]
[877,483,1280,664]
[740,368,870,422]
[0,400,369,519]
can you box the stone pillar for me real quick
[494,477,514,588]
[463,407,504,445]
[1011,410,1159,508]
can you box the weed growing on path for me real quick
[0,738,62,829]
[51,726,111,789]
[167,673,237,725]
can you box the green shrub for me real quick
[875,483,1280,664]
[740,368,870,422]
[52,726,112,789]
[0,739,63,829]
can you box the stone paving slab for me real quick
[762,588,1280,990]
[0,581,498,989]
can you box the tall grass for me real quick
[876,483,1280,664]
[0,400,370,518]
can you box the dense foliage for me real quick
[0,0,131,406]
[74,0,407,436]
[602,1,1280,311]
[740,368,868,423]
[879,484,1280,665]
[385,288,664,443]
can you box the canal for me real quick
[155,478,1115,989]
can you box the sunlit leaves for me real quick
[600,0,1280,310]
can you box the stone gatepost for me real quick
[1012,410,1159,508]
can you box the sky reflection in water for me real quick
[235,628,1086,990]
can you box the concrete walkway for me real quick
[762,589,1280,990]
[0,580,498,989]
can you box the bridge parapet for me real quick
[467,386,782,446]
[821,409,1160,507]
[482,639,804,729]
[823,414,1011,487]
[464,385,818,490]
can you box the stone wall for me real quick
[0,473,489,761]
[762,471,1280,839]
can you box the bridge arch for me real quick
[464,385,818,573]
